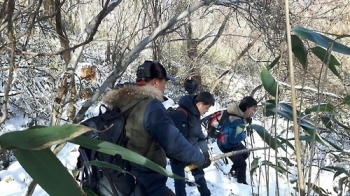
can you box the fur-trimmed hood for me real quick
[102,85,163,109]
[227,102,244,118]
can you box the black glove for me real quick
[200,151,211,169]
[246,117,252,124]
[246,127,253,136]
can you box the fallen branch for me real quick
[184,146,269,171]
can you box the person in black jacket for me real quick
[169,91,215,196]
[103,61,211,196]
[184,76,199,95]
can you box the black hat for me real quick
[136,60,176,82]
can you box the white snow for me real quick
[0,97,341,196]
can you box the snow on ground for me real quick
[0,96,340,196]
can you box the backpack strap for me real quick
[176,107,188,118]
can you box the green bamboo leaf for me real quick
[304,103,335,114]
[292,26,350,55]
[310,47,341,79]
[343,95,350,105]
[321,166,350,179]
[261,100,277,117]
[276,136,295,151]
[247,124,278,150]
[338,176,348,194]
[70,136,182,179]
[306,183,327,196]
[277,157,295,166]
[266,56,281,71]
[14,149,85,196]
[261,67,278,97]
[299,120,329,146]
[84,188,99,196]
[250,157,260,176]
[0,124,91,150]
[320,116,332,129]
[322,137,343,151]
[291,35,308,70]
[269,107,293,121]
[261,160,290,174]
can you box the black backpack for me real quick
[167,107,189,138]
[76,103,147,196]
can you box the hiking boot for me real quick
[229,171,237,178]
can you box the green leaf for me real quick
[291,35,308,70]
[276,136,295,151]
[343,95,350,105]
[261,160,290,174]
[0,124,91,150]
[250,157,260,176]
[277,157,295,166]
[248,124,278,150]
[310,47,341,79]
[306,182,327,196]
[70,136,182,179]
[299,121,329,146]
[320,116,332,129]
[266,56,281,71]
[304,103,335,114]
[261,67,278,97]
[261,100,277,117]
[14,149,85,196]
[321,166,350,179]
[292,26,350,55]
[84,188,99,196]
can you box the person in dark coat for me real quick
[184,76,199,95]
[212,96,257,185]
[169,91,215,196]
[102,60,211,196]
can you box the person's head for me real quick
[194,91,215,115]
[136,60,175,93]
[239,96,258,118]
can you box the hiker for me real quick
[102,60,211,196]
[214,96,257,184]
[184,76,198,95]
[169,91,215,196]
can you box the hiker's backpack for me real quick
[167,107,189,138]
[201,110,227,139]
[216,110,247,148]
[76,104,147,196]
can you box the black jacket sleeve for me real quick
[143,100,205,167]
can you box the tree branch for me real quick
[74,0,216,123]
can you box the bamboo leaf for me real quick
[261,100,277,117]
[261,160,290,174]
[250,157,260,176]
[14,149,85,196]
[292,26,350,55]
[343,95,350,105]
[306,182,327,196]
[0,125,91,150]
[247,124,278,150]
[261,67,278,97]
[70,136,182,179]
[321,166,350,179]
[304,103,335,114]
[299,121,328,146]
[266,56,281,70]
[291,35,308,70]
[310,47,341,79]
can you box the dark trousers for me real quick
[170,159,211,196]
[219,143,249,184]
[131,166,176,196]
